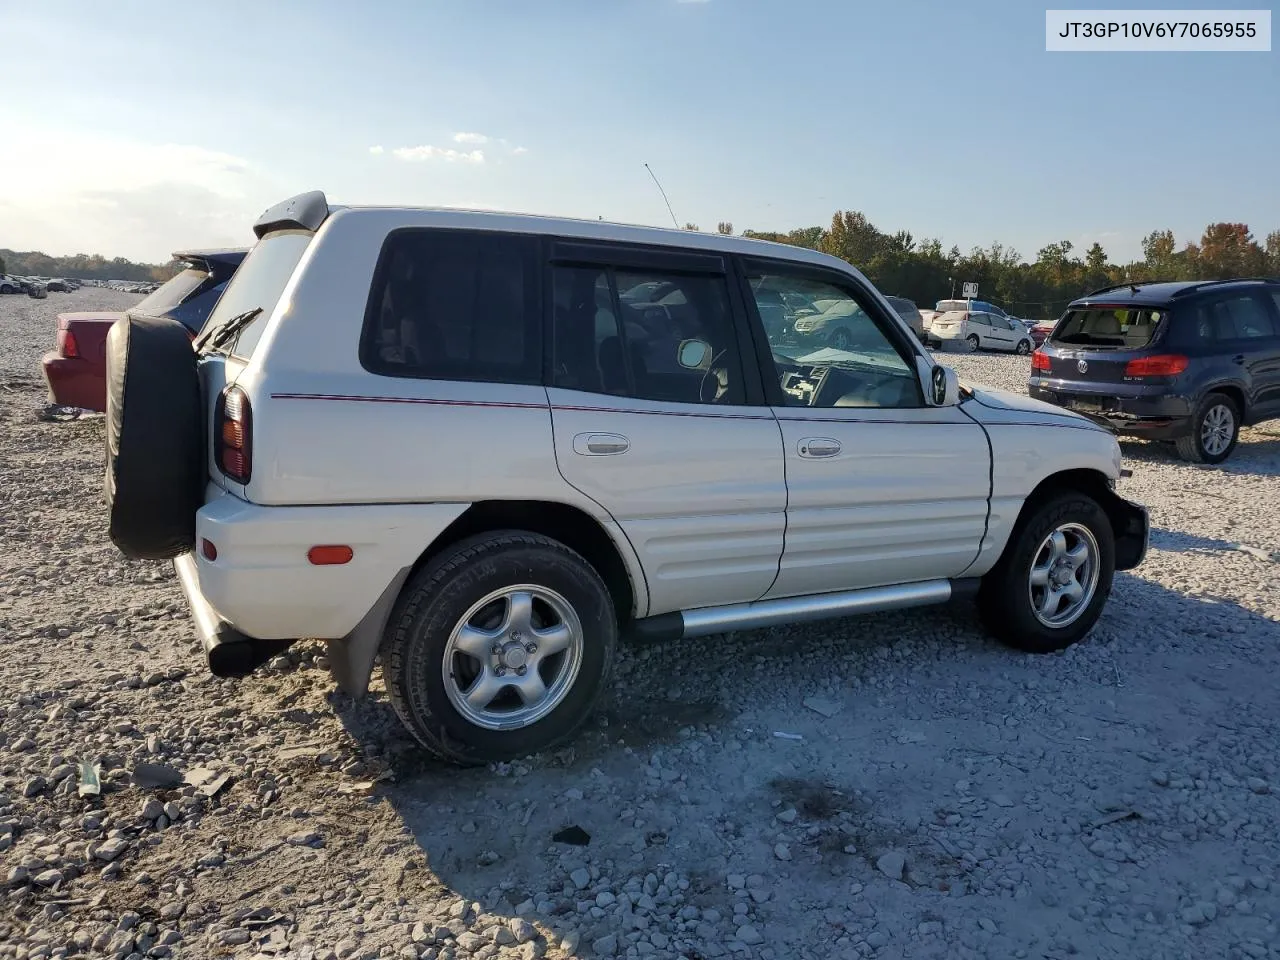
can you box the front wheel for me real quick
[381,531,617,766]
[978,492,1115,653]
[966,334,980,352]
[1175,393,1239,465]
[828,328,852,350]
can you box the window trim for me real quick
[543,240,766,407]
[736,255,925,409]
[358,226,544,385]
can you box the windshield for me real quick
[935,300,968,313]
[1051,306,1165,349]
[203,231,312,358]
[131,266,210,317]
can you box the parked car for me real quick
[44,279,70,292]
[884,294,925,340]
[0,275,25,294]
[100,190,1149,766]
[1029,319,1055,347]
[40,248,245,412]
[927,299,1033,353]
[1029,278,1280,464]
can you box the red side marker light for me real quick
[201,538,218,561]
[308,545,353,566]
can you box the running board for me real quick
[627,578,976,643]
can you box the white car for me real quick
[928,299,1034,354]
[102,191,1149,765]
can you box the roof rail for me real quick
[1083,279,1180,297]
[1169,277,1280,298]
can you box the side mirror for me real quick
[677,338,712,370]
[928,364,960,406]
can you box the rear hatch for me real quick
[1039,305,1168,381]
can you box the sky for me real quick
[0,0,1276,265]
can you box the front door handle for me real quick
[798,437,841,458]
[1232,354,1245,365]
[573,432,630,456]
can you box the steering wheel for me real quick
[698,349,728,403]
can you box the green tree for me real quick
[716,222,734,236]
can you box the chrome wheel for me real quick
[1200,403,1235,457]
[1027,523,1100,628]
[442,585,584,731]
[966,334,980,352]
[1015,339,1031,355]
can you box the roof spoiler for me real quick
[253,190,329,239]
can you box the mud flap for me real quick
[326,566,412,697]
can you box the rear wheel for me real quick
[966,334,980,352]
[1175,393,1239,465]
[828,328,852,350]
[381,532,617,766]
[979,492,1115,653]
[1015,339,1031,355]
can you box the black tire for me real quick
[1174,392,1240,465]
[1015,339,1032,355]
[381,531,617,766]
[104,315,205,560]
[828,328,852,350]
[966,334,980,352]
[978,492,1115,654]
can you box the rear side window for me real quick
[1179,293,1277,346]
[362,229,541,384]
[551,263,745,405]
[1052,307,1165,349]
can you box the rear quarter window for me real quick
[359,229,542,385]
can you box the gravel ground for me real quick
[2,289,1279,960]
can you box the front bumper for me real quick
[1028,383,1193,440]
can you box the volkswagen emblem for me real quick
[1077,359,1089,373]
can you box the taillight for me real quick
[57,329,79,358]
[1125,354,1188,377]
[1031,350,1050,371]
[216,385,252,484]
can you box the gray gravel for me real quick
[2,291,1279,960]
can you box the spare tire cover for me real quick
[104,315,206,560]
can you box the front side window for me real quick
[551,264,744,405]
[362,229,540,383]
[749,272,922,409]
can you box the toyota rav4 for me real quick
[103,191,1149,765]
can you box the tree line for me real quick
[0,249,176,283]
[684,214,1280,321]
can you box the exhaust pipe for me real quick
[174,553,296,678]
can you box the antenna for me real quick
[644,163,680,229]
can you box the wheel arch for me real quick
[325,499,645,698]
[1006,468,1148,573]
[1201,382,1248,424]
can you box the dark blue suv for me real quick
[1028,278,1280,464]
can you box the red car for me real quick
[42,249,245,413]
[1029,320,1056,347]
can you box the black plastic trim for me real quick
[252,191,329,239]
[550,239,725,275]
[623,612,684,644]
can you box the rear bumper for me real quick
[41,353,105,411]
[189,487,468,641]
[1027,382,1193,439]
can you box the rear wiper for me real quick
[195,307,263,354]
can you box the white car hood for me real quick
[960,383,1098,429]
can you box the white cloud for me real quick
[391,145,486,164]
[513,146,529,155]
[452,132,489,145]
[368,145,384,155]
[0,127,281,260]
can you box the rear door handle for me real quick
[573,432,630,456]
[798,438,841,458]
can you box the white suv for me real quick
[103,191,1149,765]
